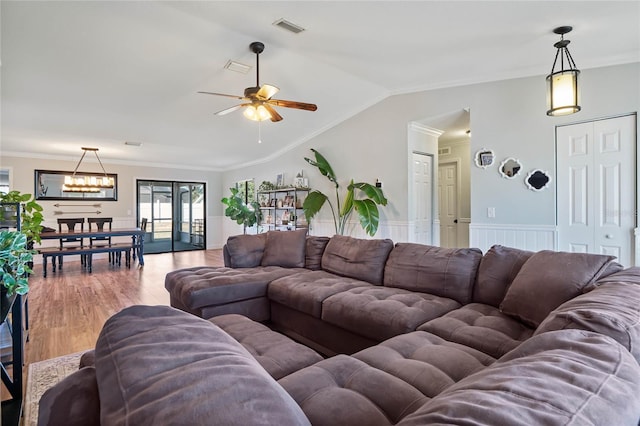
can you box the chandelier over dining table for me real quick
[62,147,115,193]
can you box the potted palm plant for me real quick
[303,149,388,237]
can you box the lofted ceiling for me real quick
[1,1,639,171]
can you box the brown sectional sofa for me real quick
[39,231,640,425]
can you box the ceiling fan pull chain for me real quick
[258,120,262,144]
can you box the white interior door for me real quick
[412,153,433,244]
[438,161,458,248]
[556,115,636,266]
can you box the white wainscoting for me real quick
[469,223,557,253]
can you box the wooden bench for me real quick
[39,243,135,277]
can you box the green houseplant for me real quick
[303,149,388,237]
[0,190,45,244]
[0,230,35,296]
[221,187,262,229]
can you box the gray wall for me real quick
[223,62,639,242]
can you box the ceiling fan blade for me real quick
[257,84,279,100]
[263,104,283,122]
[198,91,247,100]
[215,103,250,116]
[269,99,318,111]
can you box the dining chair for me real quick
[88,217,114,263]
[56,218,85,269]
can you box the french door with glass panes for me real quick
[137,180,206,254]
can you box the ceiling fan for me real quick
[198,41,317,122]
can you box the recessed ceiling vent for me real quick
[224,60,251,74]
[273,18,305,34]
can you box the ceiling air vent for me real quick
[438,147,451,156]
[224,60,251,74]
[273,18,305,34]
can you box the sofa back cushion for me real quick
[383,243,482,304]
[321,235,394,285]
[261,229,308,268]
[225,233,266,268]
[473,245,534,307]
[535,279,640,364]
[305,236,330,270]
[500,251,616,327]
[95,305,311,425]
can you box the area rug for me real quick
[23,350,88,426]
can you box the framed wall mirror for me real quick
[499,158,522,179]
[526,169,552,191]
[35,170,118,201]
[474,149,495,168]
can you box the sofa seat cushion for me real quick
[268,270,373,317]
[417,303,534,359]
[165,266,308,310]
[383,243,482,304]
[209,314,323,380]
[321,235,394,285]
[535,280,640,363]
[279,355,428,426]
[352,331,495,398]
[95,305,310,425]
[321,287,461,341]
[397,330,640,426]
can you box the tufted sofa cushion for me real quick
[473,245,533,307]
[165,266,307,312]
[321,235,394,285]
[352,331,495,398]
[209,314,323,380]
[95,305,310,425]
[384,243,482,304]
[279,355,428,426]
[321,287,461,341]
[535,280,640,363]
[397,330,640,426]
[268,270,373,317]
[417,303,534,359]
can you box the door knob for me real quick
[605,234,613,239]
[454,219,458,223]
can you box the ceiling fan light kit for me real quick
[199,41,317,123]
[546,26,581,117]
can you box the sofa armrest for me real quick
[223,244,231,267]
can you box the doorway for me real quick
[438,160,459,248]
[137,180,206,254]
[411,152,433,244]
[556,114,636,266]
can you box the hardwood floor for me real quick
[23,249,223,365]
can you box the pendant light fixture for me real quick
[546,26,581,116]
[62,147,115,193]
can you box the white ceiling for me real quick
[2,1,639,171]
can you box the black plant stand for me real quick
[1,292,24,426]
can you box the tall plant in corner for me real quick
[303,149,387,237]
